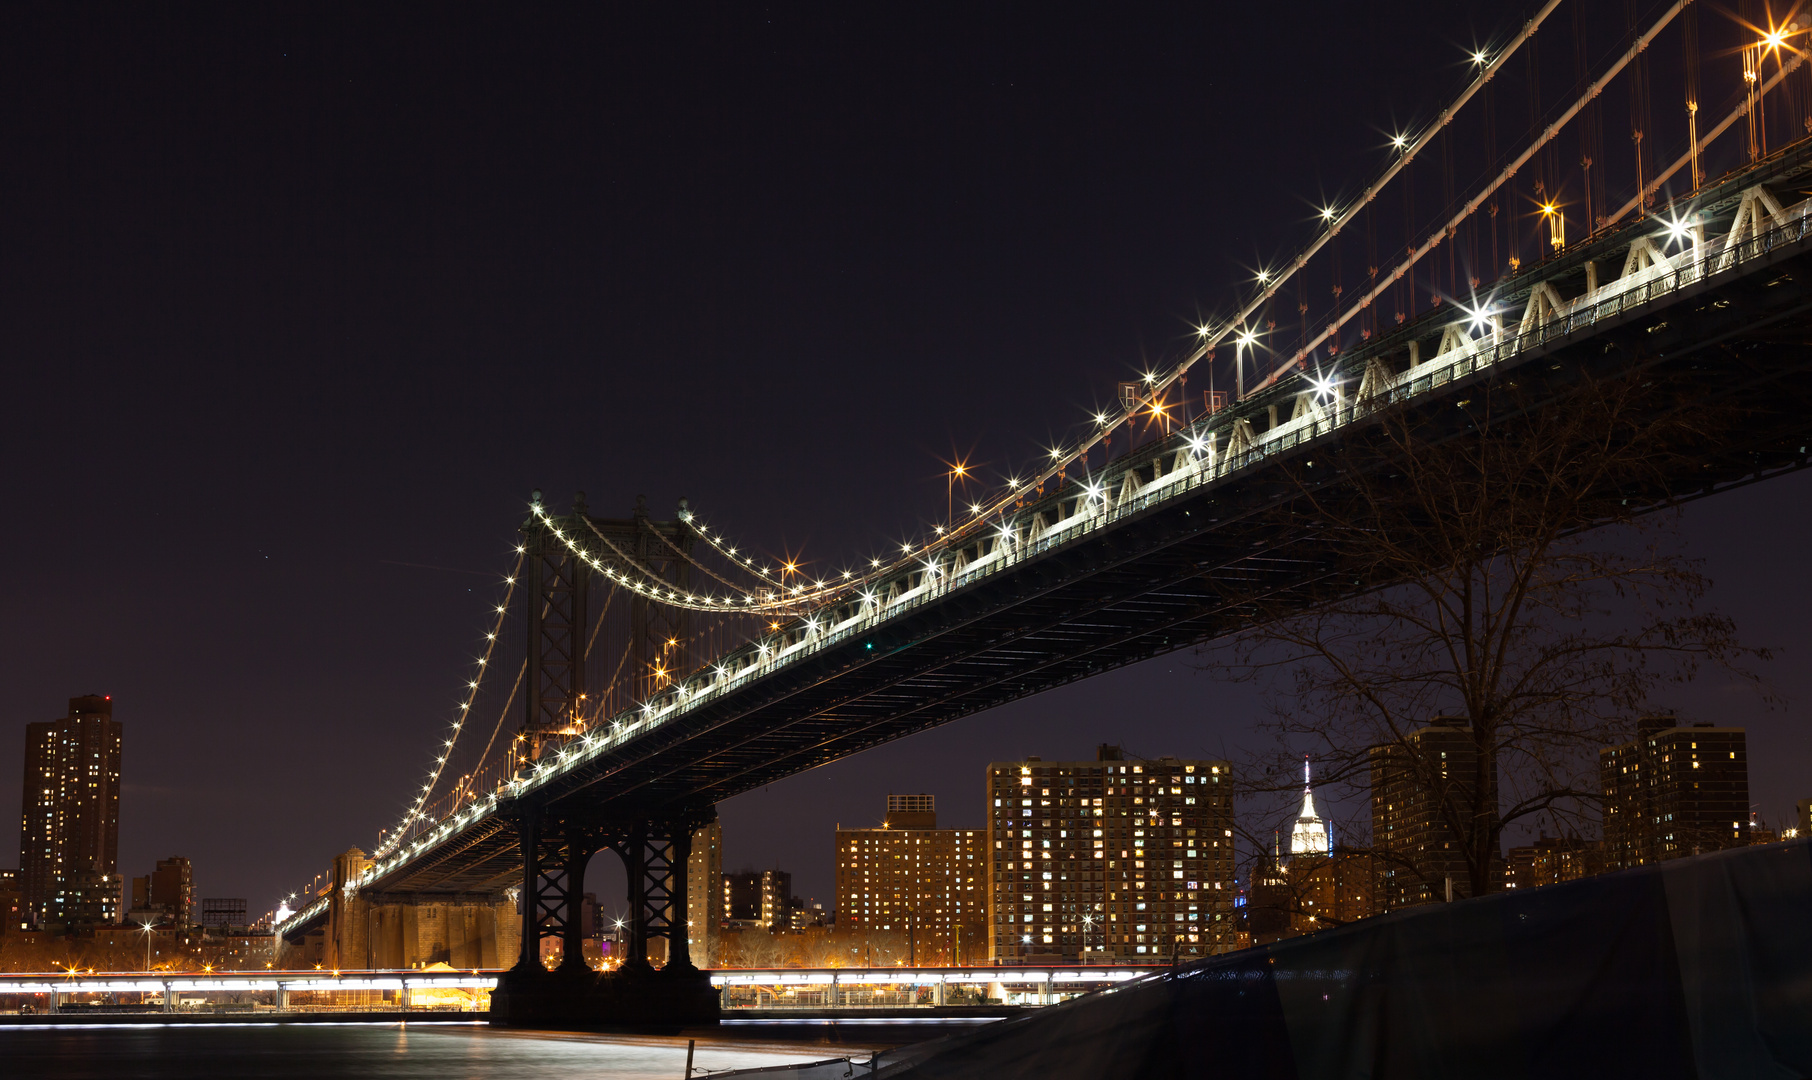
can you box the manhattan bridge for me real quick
[273,1,1812,1026]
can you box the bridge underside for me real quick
[360,219,1812,905]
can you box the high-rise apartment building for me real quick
[19,695,123,923]
[835,795,987,965]
[1370,718,1487,909]
[987,747,1236,964]
[687,821,722,964]
[1602,718,1749,869]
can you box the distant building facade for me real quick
[131,856,195,928]
[1505,834,1604,891]
[988,747,1236,964]
[835,795,986,965]
[1246,761,1374,943]
[723,869,792,931]
[56,869,124,926]
[1370,718,1487,909]
[18,695,123,924]
[0,869,21,932]
[200,898,249,930]
[687,821,723,964]
[1602,718,1749,868]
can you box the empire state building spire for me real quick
[1289,756,1331,856]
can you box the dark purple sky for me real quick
[2,3,1804,913]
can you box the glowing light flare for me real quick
[1660,213,1695,247]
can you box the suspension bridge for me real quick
[271,2,1812,1027]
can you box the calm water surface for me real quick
[2,1022,867,1079]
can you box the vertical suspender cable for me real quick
[1442,127,1457,295]
[1626,0,1655,207]
[1685,0,1702,187]
[1486,75,1501,276]
[1402,160,1416,320]
[1607,42,1806,223]
[1366,204,1379,337]
[1574,3,1598,233]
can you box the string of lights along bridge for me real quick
[274,2,1812,965]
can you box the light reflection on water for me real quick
[0,1022,864,1079]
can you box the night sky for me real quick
[3,3,1806,916]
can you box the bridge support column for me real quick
[490,807,718,1031]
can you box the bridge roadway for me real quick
[280,143,1812,942]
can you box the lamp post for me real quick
[139,919,156,972]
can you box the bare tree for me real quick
[1206,371,1766,903]
[720,928,788,969]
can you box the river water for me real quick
[1,1022,872,1079]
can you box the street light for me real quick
[138,919,157,972]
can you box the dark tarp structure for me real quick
[726,839,1812,1079]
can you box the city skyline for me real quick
[4,663,1804,915]
[1,1,1807,918]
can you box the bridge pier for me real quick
[490,807,717,1031]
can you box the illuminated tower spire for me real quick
[1289,756,1331,856]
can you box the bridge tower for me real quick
[519,492,695,760]
[494,492,716,1030]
